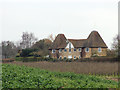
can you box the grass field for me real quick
[0,63,2,89]
[2,64,119,88]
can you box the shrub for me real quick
[92,54,99,57]
[20,48,37,57]
[15,57,23,61]
[15,57,43,62]
[66,59,69,62]
[16,53,20,57]
[53,59,57,62]
[68,59,72,62]
[64,57,67,60]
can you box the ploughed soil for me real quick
[4,61,120,82]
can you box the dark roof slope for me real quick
[49,31,107,49]
[49,34,67,49]
[68,39,87,48]
[83,31,108,48]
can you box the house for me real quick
[49,31,108,59]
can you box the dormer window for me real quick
[85,48,89,52]
[59,49,62,53]
[52,49,55,53]
[98,47,102,52]
[65,42,74,49]
[78,48,81,52]
[69,43,71,49]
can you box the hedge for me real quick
[15,57,119,62]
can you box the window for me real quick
[98,48,102,52]
[69,49,71,53]
[52,49,55,53]
[59,56,62,60]
[59,49,62,53]
[78,48,81,52]
[74,56,76,59]
[74,48,76,52]
[85,48,89,52]
[69,43,71,49]
[64,49,67,52]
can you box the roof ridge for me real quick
[68,39,87,40]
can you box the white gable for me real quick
[65,42,74,48]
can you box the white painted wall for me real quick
[65,42,74,48]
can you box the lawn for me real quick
[2,64,119,88]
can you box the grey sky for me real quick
[0,0,119,49]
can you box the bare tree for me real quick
[0,43,2,59]
[47,34,56,42]
[20,32,38,49]
[2,41,17,58]
[15,40,22,50]
[111,34,120,57]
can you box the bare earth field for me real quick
[4,61,120,82]
[6,61,119,75]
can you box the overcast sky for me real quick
[0,0,119,49]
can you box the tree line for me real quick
[0,32,119,59]
[1,32,55,59]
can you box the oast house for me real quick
[49,31,108,59]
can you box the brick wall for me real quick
[59,48,81,59]
[91,48,107,57]
[50,47,107,59]
[84,48,92,58]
